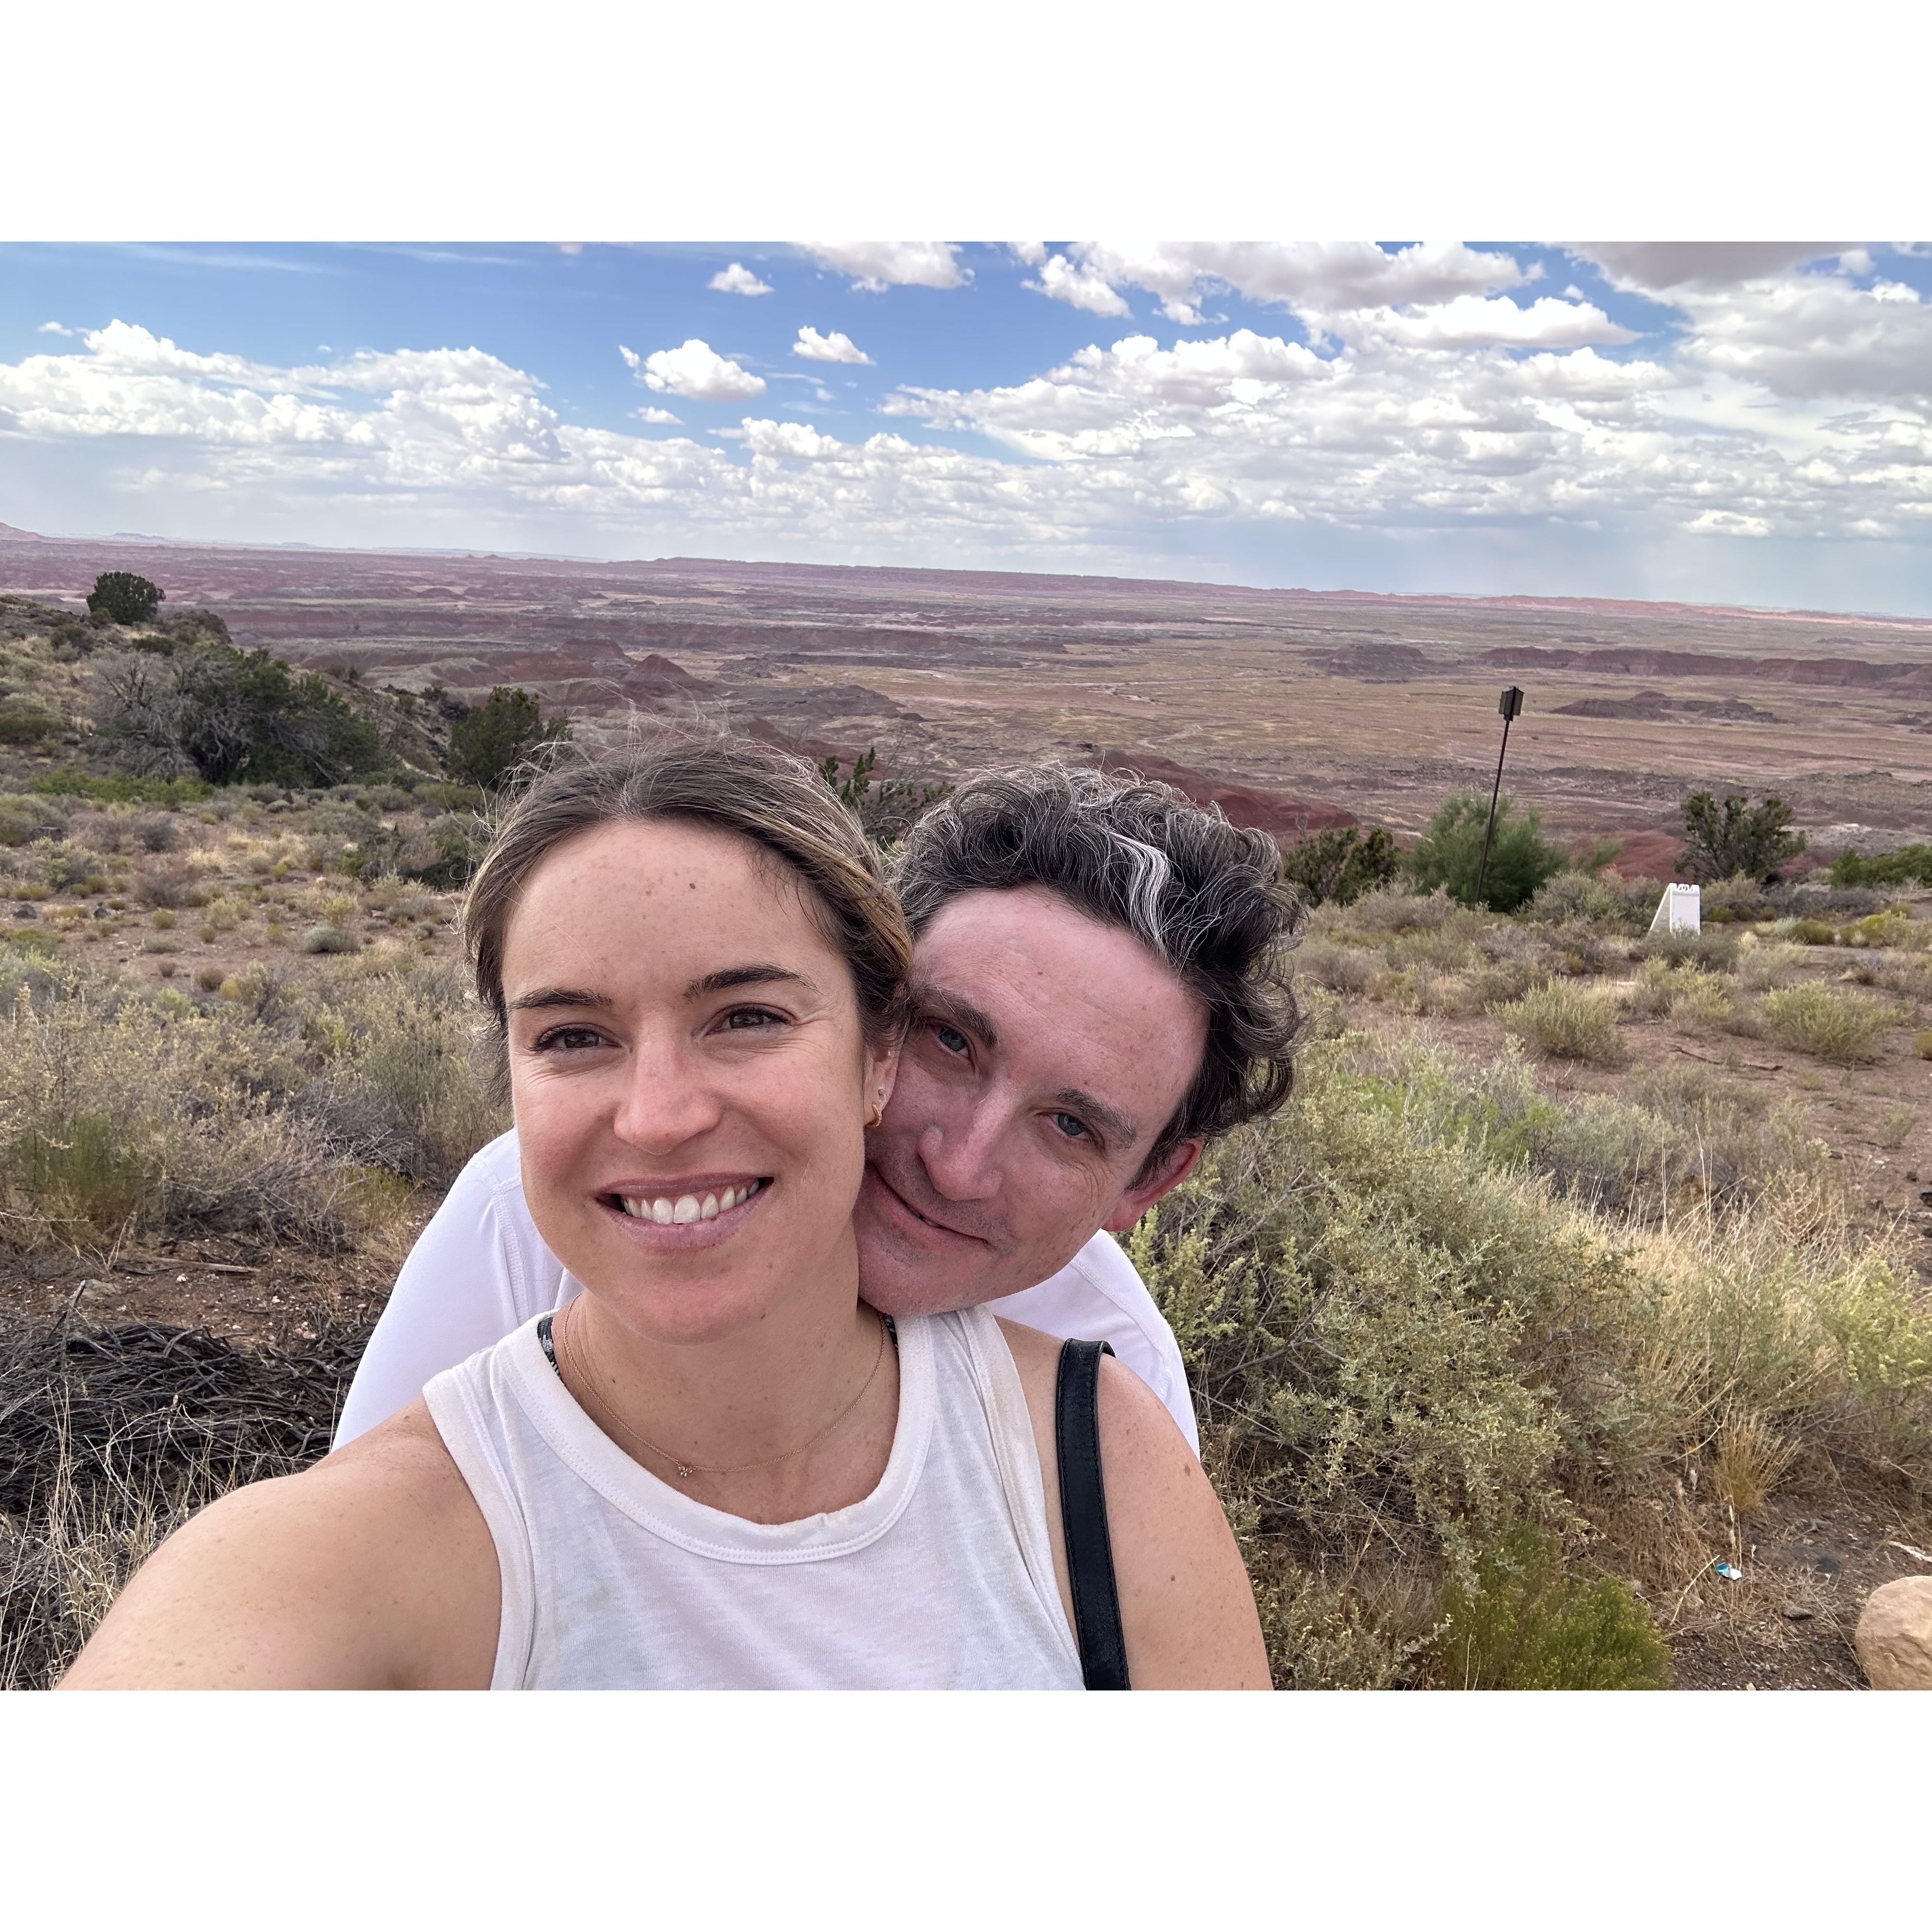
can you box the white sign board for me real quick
[1648,883,1701,935]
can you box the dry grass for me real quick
[1494,979,1630,1066]
[0,949,502,1254]
[1759,983,1901,1064]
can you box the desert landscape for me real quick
[1,524,1929,1690]
[10,522,1932,859]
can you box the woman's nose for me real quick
[611,1040,724,1150]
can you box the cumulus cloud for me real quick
[37,321,74,336]
[1028,253,1134,318]
[1667,269,1932,401]
[709,261,773,296]
[1033,241,1531,322]
[634,405,681,424]
[1342,294,1635,349]
[793,326,872,364]
[5,256,1932,586]
[623,338,766,401]
[1575,243,1852,294]
[800,242,967,290]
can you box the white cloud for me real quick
[1575,243,1852,293]
[1041,241,1530,322]
[37,321,74,336]
[5,262,1931,595]
[624,338,766,401]
[741,418,845,460]
[793,326,872,365]
[1007,242,1048,267]
[1668,269,1932,401]
[800,242,967,291]
[1028,254,1133,318]
[709,261,773,296]
[1685,509,1772,536]
[1342,294,1635,349]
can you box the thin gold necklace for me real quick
[557,1303,889,1482]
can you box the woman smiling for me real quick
[62,736,1268,1690]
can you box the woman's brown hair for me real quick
[464,731,913,1061]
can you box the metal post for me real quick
[1475,686,1525,906]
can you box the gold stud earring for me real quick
[866,1089,885,1129]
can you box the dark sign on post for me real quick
[1475,687,1527,906]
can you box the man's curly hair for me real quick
[892,761,1303,1182]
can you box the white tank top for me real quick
[424,1306,1085,1690]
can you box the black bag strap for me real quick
[1055,1337,1129,1690]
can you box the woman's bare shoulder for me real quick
[59,1401,499,1690]
[993,1314,1270,1690]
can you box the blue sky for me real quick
[4,241,1931,613]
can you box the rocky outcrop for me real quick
[1854,1576,1932,1688]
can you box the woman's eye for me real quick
[534,1025,608,1053]
[932,1023,970,1057]
[721,1007,786,1031]
[1051,1112,1091,1141]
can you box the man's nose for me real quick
[612,1038,724,1150]
[915,1104,1007,1204]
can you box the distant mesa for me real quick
[1554,690,1678,721]
[1305,641,1434,680]
[1488,643,1932,695]
[1555,689,1779,723]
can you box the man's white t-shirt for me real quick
[333,1131,1199,1454]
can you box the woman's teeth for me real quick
[618,1180,764,1225]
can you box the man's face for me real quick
[855,886,1208,1316]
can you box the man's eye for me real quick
[932,1023,970,1056]
[1051,1112,1091,1141]
[534,1025,608,1052]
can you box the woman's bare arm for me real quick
[58,1406,499,1690]
[999,1319,1272,1690]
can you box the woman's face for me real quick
[500,816,897,1346]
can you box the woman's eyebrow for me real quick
[684,965,813,999]
[507,987,613,1013]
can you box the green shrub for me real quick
[1494,981,1629,1066]
[92,644,386,788]
[85,572,164,627]
[1407,792,1566,913]
[1528,870,1661,932]
[1789,917,1838,946]
[1679,790,1804,884]
[0,707,58,746]
[1828,842,1932,889]
[1438,1521,1672,1690]
[447,687,570,792]
[302,923,358,955]
[1640,926,1739,970]
[11,1114,158,1247]
[1280,825,1401,910]
[28,768,210,806]
[1841,910,1915,950]
[1759,984,1898,1064]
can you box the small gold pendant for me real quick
[676,1464,694,1479]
